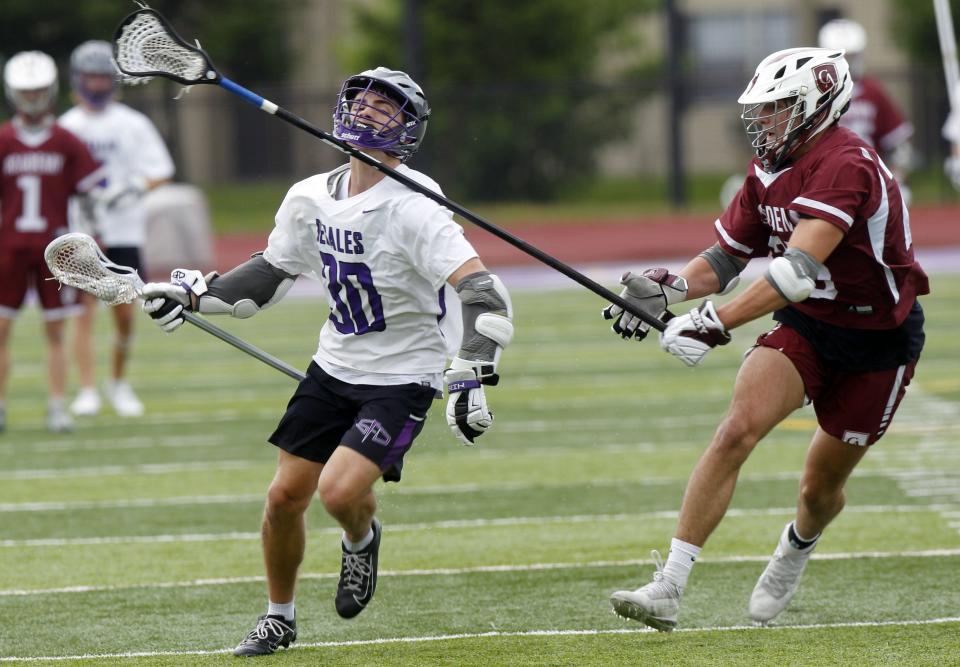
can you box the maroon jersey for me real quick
[717,125,929,330]
[839,76,913,155]
[0,118,103,250]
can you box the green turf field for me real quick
[1,274,958,665]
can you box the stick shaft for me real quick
[182,311,305,381]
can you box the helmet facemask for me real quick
[73,74,116,110]
[333,68,429,162]
[741,96,806,172]
[8,85,58,118]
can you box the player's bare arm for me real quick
[716,218,844,330]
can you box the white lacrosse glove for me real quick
[444,359,494,446]
[602,268,688,341]
[659,300,731,367]
[93,175,148,217]
[141,268,208,333]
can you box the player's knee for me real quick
[711,413,762,460]
[317,482,356,517]
[265,482,312,518]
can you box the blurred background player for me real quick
[604,47,927,631]
[61,40,175,418]
[0,51,104,433]
[819,18,915,202]
[137,67,513,655]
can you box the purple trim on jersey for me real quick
[437,285,446,323]
[380,418,418,471]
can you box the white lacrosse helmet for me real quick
[4,51,59,117]
[738,47,853,173]
[818,19,867,54]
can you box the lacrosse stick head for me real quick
[113,7,220,86]
[44,233,144,306]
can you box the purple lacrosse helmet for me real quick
[333,67,430,161]
[70,40,117,110]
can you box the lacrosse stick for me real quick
[112,7,666,332]
[934,0,960,122]
[44,233,306,382]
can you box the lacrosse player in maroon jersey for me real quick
[819,19,915,201]
[0,51,105,433]
[138,67,513,655]
[603,47,928,631]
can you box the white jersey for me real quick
[263,164,478,389]
[59,102,175,247]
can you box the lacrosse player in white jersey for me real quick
[60,40,174,418]
[138,67,513,656]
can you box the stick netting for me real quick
[44,234,142,306]
[115,11,210,84]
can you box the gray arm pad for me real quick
[197,254,297,319]
[699,243,747,295]
[456,271,514,364]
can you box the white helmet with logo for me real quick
[737,47,853,173]
[4,51,59,117]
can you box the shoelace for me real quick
[340,552,373,593]
[647,550,680,597]
[243,617,290,644]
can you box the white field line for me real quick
[0,456,955,484]
[0,460,262,481]
[2,617,959,662]
[0,494,264,513]
[1,503,957,549]
[2,547,959,599]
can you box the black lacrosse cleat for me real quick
[233,614,297,657]
[335,518,381,619]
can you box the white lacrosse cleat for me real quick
[70,387,102,416]
[749,523,815,624]
[47,401,74,433]
[106,380,145,417]
[610,551,681,631]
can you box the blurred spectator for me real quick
[0,51,104,433]
[819,19,915,203]
[60,41,175,418]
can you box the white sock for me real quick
[661,538,701,590]
[267,600,295,621]
[342,524,374,553]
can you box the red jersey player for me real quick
[0,51,104,433]
[819,19,914,199]
[603,47,928,631]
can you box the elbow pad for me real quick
[699,243,746,295]
[765,247,823,302]
[197,254,296,318]
[453,271,513,384]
